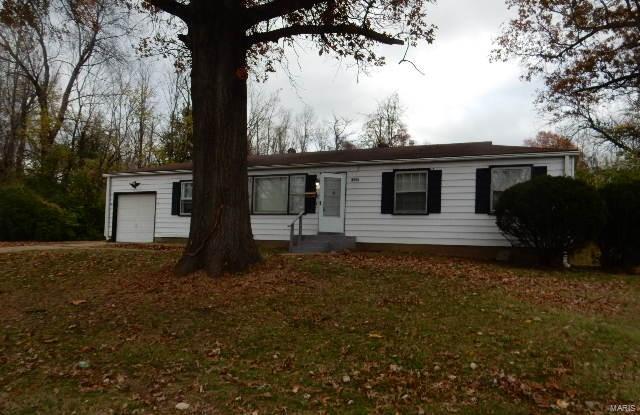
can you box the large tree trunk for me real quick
[175,6,261,277]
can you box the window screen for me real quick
[395,171,428,214]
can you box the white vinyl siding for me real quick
[105,155,570,245]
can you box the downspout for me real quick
[562,155,574,268]
[563,155,575,177]
[104,176,111,241]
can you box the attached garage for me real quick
[113,193,156,243]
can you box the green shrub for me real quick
[64,166,105,239]
[578,159,640,188]
[598,180,640,269]
[495,176,605,265]
[25,163,105,239]
[0,186,77,241]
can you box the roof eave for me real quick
[103,150,579,177]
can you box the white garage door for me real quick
[116,193,156,243]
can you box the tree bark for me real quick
[175,6,261,277]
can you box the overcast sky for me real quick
[253,0,549,146]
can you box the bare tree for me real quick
[313,127,330,152]
[361,92,412,148]
[271,109,292,154]
[132,65,158,168]
[294,105,317,153]
[0,0,128,177]
[0,56,35,179]
[247,88,282,155]
[329,113,352,150]
[104,69,135,167]
[158,69,192,163]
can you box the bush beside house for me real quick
[0,186,77,241]
[598,180,640,269]
[495,176,605,266]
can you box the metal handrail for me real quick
[289,211,305,250]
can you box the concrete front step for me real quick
[289,241,331,254]
[289,234,356,253]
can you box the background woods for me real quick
[0,0,639,247]
[0,0,418,241]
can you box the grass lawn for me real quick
[0,248,639,414]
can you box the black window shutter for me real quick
[381,172,395,214]
[475,168,491,214]
[304,175,317,214]
[171,182,181,215]
[427,170,442,214]
[532,166,548,178]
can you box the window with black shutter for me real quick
[381,172,395,214]
[304,175,317,214]
[490,167,531,212]
[171,182,181,216]
[381,169,442,215]
[427,170,442,214]
[394,171,428,214]
[475,165,548,214]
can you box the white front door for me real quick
[318,173,346,233]
[116,193,156,243]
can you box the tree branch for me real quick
[398,42,424,75]
[143,0,191,23]
[247,23,404,46]
[572,72,640,94]
[244,0,327,27]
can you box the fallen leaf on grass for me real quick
[70,299,87,306]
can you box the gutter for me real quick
[103,175,111,240]
[103,151,580,177]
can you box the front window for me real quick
[289,175,306,214]
[395,171,428,214]
[253,176,289,214]
[490,166,531,211]
[250,175,308,215]
[180,181,192,215]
